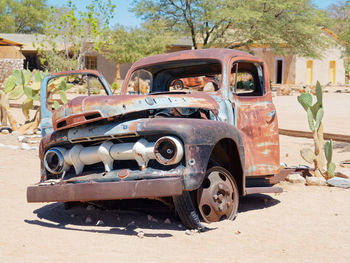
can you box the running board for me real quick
[245,186,283,195]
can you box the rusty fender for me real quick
[40,118,245,191]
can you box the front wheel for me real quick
[173,166,239,229]
[197,166,239,222]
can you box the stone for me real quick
[20,143,32,150]
[327,177,350,188]
[24,130,34,135]
[286,173,306,184]
[70,214,75,218]
[305,176,327,186]
[35,130,41,135]
[137,231,144,239]
[96,220,104,226]
[1,129,9,134]
[335,169,350,179]
[85,216,92,224]
[11,131,20,137]
[86,204,95,211]
[185,229,193,235]
[17,136,25,142]
[164,218,171,224]
[178,224,183,228]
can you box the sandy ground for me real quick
[0,93,349,263]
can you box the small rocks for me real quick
[35,130,41,135]
[127,221,135,226]
[185,229,193,235]
[235,230,241,235]
[327,177,350,188]
[96,220,104,226]
[147,215,158,223]
[137,231,144,239]
[177,224,183,228]
[1,129,9,134]
[335,169,350,179]
[305,176,327,186]
[164,218,171,224]
[17,136,25,142]
[24,130,34,135]
[11,131,20,137]
[85,216,92,224]
[286,173,306,184]
[20,143,36,150]
[70,214,75,218]
[86,204,95,211]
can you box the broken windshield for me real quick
[126,59,222,94]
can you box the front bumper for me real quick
[27,177,183,203]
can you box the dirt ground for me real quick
[0,93,349,263]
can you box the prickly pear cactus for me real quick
[324,140,336,179]
[297,81,335,178]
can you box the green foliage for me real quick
[324,139,336,178]
[0,0,49,33]
[104,21,174,65]
[297,81,336,179]
[133,0,329,57]
[37,0,115,71]
[2,69,71,120]
[324,140,333,162]
[297,81,324,132]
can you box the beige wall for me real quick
[295,46,346,86]
[252,48,296,85]
[95,53,131,84]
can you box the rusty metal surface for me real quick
[27,177,183,203]
[245,186,283,195]
[52,92,219,131]
[38,117,245,191]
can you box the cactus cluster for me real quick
[1,69,72,133]
[297,81,335,179]
[3,69,47,122]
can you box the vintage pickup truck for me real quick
[27,48,282,229]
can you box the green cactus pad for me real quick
[4,75,16,94]
[307,108,315,131]
[316,81,323,106]
[327,162,336,178]
[315,107,324,130]
[324,140,333,163]
[297,92,312,111]
[300,148,315,163]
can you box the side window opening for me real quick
[127,69,152,94]
[47,74,107,111]
[230,62,264,96]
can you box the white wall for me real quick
[295,46,346,86]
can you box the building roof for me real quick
[0,33,66,51]
[0,37,23,47]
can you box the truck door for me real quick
[230,60,280,176]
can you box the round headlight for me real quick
[154,136,183,165]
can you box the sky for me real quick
[47,0,341,28]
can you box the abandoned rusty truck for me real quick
[27,49,283,229]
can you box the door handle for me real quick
[266,110,276,124]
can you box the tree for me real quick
[133,0,329,57]
[0,0,49,33]
[37,0,115,71]
[103,21,174,87]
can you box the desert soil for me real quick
[0,93,349,263]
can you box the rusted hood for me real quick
[52,92,219,131]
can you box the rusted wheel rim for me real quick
[197,167,238,223]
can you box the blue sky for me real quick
[47,0,340,28]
